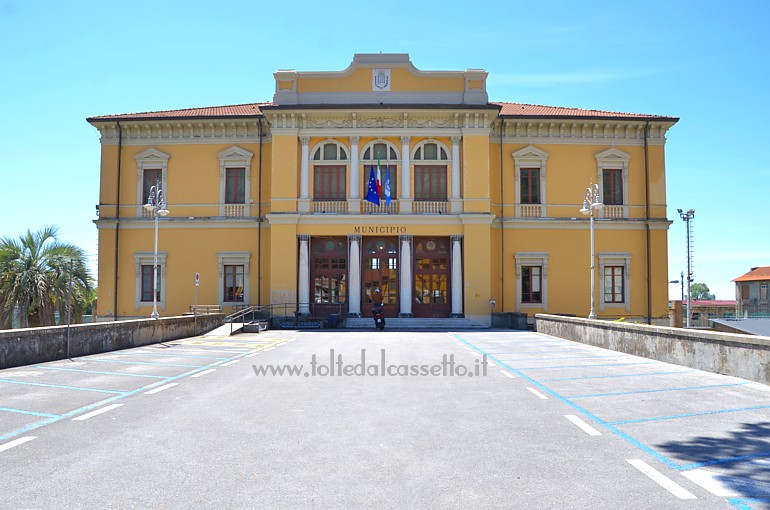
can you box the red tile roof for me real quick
[87,103,269,122]
[492,102,677,121]
[87,101,676,123]
[690,300,736,307]
[733,266,770,282]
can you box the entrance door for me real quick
[413,237,451,318]
[361,237,398,318]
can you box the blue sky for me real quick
[1,0,767,300]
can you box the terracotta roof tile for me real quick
[87,103,270,122]
[492,101,677,121]
[733,266,770,282]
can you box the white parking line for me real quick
[262,347,275,352]
[487,361,497,367]
[245,351,261,358]
[275,342,287,347]
[626,459,696,500]
[72,404,123,421]
[565,415,602,436]
[191,369,216,378]
[220,360,241,367]
[499,370,515,379]
[681,468,770,497]
[526,387,548,399]
[144,383,179,395]
[0,436,36,453]
[471,352,481,357]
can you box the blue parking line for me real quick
[35,366,170,379]
[487,354,623,361]
[449,333,680,469]
[679,451,770,471]
[569,381,751,399]
[0,378,127,395]
[80,358,203,368]
[0,407,61,419]
[609,405,770,425]
[513,361,657,371]
[727,497,770,509]
[539,370,696,382]
[0,347,251,443]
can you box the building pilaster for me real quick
[298,234,310,315]
[347,234,362,317]
[399,234,414,317]
[451,234,464,317]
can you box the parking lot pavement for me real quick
[455,330,770,508]
[1,329,768,509]
[0,332,294,443]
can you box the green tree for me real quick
[0,226,94,329]
[688,282,715,301]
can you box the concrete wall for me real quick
[0,315,225,370]
[535,313,770,385]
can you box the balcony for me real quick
[517,204,543,218]
[224,204,248,217]
[601,205,625,219]
[312,201,348,214]
[413,201,448,214]
[361,200,398,214]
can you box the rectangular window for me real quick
[369,165,397,201]
[521,266,542,303]
[224,265,245,302]
[603,169,623,205]
[415,165,447,201]
[140,265,161,302]
[742,285,750,300]
[604,266,625,303]
[761,284,768,301]
[142,169,162,205]
[225,168,245,204]
[520,168,540,204]
[314,166,346,201]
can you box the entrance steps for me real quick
[203,323,243,336]
[343,317,486,330]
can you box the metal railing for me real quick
[189,304,224,314]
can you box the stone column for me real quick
[298,234,310,315]
[451,136,462,213]
[347,234,362,317]
[348,136,360,213]
[399,234,414,317]
[400,136,412,213]
[298,136,310,213]
[451,234,464,317]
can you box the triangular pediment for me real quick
[512,145,549,161]
[134,147,169,162]
[217,146,254,161]
[595,147,630,162]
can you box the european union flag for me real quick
[365,167,380,206]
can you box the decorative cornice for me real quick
[94,120,266,146]
[492,119,675,146]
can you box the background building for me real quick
[733,266,770,317]
[88,54,678,326]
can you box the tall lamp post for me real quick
[677,209,695,328]
[144,182,169,319]
[580,183,603,319]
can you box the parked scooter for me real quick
[372,304,385,331]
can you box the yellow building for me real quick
[88,54,678,326]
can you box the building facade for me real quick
[733,266,770,317]
[88,54,678,325]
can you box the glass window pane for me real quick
[424,143,438,160]
[323,143,337,160]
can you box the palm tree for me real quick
[0,226,94,329]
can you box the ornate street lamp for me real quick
[143,182,170,319]
[580,183,603,319]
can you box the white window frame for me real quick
[135,148,170,217]
[515,252,549,310]
[512,146,548,218]
[218,252,251,305]
[595,148,630,219]
[134,252,167,311]
[311,140,349,161]
[411,139,450,161]
[218,146,254,217]
[598,252,631,312]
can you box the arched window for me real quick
[412,141,450,201]
[361,141,399,202]
[311,141,348,201]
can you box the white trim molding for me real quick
[134,252,167,311]
[598,252,631,313]
[217,146,254,217]
[515,252,549,311]
[512,146,548,218]
[217,251,251,305]
[134,148,169,217]
[595,148,630,219]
